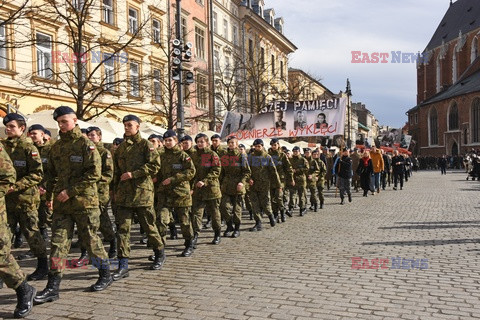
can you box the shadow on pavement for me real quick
[362,238,480,246]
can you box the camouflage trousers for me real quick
[116,206,163,258]
[270,187,285,213]
[49,207,108,277]
[1,209,25,289]
[153,198,171,248]
[38,201,52,229]
[7,208,47,258]
[220,195,243,226]
[99,203,115,242]
[317,180,325,203]
[289,185,307,210]
[250,189,273,222]
[307,185,318,206]
[191,198,221,233]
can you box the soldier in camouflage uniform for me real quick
[86,127,116,259]
[220,137,250,238]
[248,139,281,231]
[304,148,320,212]
[289,146,309,216]
[325,150,334,190]
[112,115,165,282]
[0,141,37,318]
[156,130,196,257]
[268,138,294,223]
[312,149,327,209]
[190,133,222,245]
[28,124,52,241]
[3,114,48,281]
[34,107,113,305]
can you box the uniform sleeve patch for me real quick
[149,147,155,151]
[31,151,39,157]
[186,157,191,161]
[107,154,112,158]
[88,145,95,151]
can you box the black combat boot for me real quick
[231,223,240,238]
[40,227,49,241]
[181,241,194,257]
[151,249,166,270]
[76,248,89,268]
[169,224,178,240]
[27,257,48,281]
[223,221,233,237]
[314,203,318,212]
[268,215,276,227]
[285,208,293,217]
[273,211,279,223]
[14,280,36,318]
[249,220,262,231]
[108,238,117,259]
[192,232,199,249]
[0,278,3,289]
[320,201,324,209]
[91,266,113,292]
[348,193,352,202]
[280,209,286,222]
[203,216,212,229]
[211,231,221,245]
[112,259,129,281]
[340,197,344,205]
[17,250,35,260]
[13,227,24,249]
[249,210,253,220]
[34,274,61,304]
[309,204,314,210]
[299,208,307,216]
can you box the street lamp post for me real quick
[175,0,184,138]
[346,78,352,148]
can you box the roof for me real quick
[425,0,480,51]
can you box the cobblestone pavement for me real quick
[1,170,480,320]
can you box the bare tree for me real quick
[16,0,160,120]
[275,69,329,102]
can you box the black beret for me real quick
[180,135,192,142]
[270,138,280,145]
[28,124,46,133]
[292,146,300,151]
[304,148,311,152]
[163,129,176,139]
[211,134,221,140]
[342,148,348,152]
[239,144,245,148]
[44,129,52,136]
[253,139,263,146]
[281,146,288,151]
[226,136,237,142]
[195,133,208,142]
[312,149,319,154]
[3,113,25,125]
[122,114,141,123]
[113,138,124,145]
[148,134,159,140]
[80,128,88,134]
[323,147,328,150]
[86,126,101,134]
[53,106,75,121]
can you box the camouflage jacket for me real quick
[156,145,195,207]
[191,146,221,201]
[4,135,43,211]
[0,142,17,218]
[290,154,309,187]
[219,148,251,196]
[46,125,101,210]
[268,148,294,188]
[96,142,114,205]
[315,158,327,184]
[35,140,52,201]
[248,149,281,192]
[305,156,320,187]
[114,132,159,208]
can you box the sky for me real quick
[272,0,452,128]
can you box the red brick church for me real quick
[407,0,480,156]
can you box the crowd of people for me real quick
[0,106,416,318]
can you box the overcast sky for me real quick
[272,0,451,128]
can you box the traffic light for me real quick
[183,42,193,61]
[172,39,182,67]
[172,68,180,81]
[185,71,194,84]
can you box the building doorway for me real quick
[451,142,458,156]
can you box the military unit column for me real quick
[0,106,332,318]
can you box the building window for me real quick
[196,0,204,4]
[280,60,284,80]
[436,56,441,93]
[130,61,139,97]
[248,39,253,62]
[448,102,458,130]
[415,113,418,124]
[181,17,187,43]
[472,98,480,143]
[429,107,438,145]
[260,47,265,68]
[225,57,231,76]
[471,37,479,63]
[104,56,115,91]
[212,11,217,34]
[73,0,85,11]
[0,21,8,70]
[232,25,238,45]
[36,32,53,79]
[197,74,207,109]
[128,8,138,34]
[152,19,161,44]
[452,46,457,83]
[195,27,205,60]
[213,50,220,69]
[223,19,228,40]
[103,0,114,25]
[153,68,162,102]
[271,54,275,75]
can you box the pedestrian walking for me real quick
[334,148,353,204]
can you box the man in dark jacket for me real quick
[392,150,405,190]
[381,150,392,190]
[334,148,353,204]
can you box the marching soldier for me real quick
[325,149,334,190]
[220,137,250,238]
[156,130,196,257]
[312,149,327,209]
[248,139,281,231]
[304,148,320,212]
[268,138,294,223]
[3,114,48,281]
[211,134,227,158]
[289,146,309,216]
[191,133,222,245]
[35,106,112,305]
[112,115,165,282]
[0,141,37,318]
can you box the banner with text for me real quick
[220,98,347,140]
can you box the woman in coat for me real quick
[356,151,374,197]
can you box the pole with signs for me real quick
[175,0,184,138]
[346,78,352,148]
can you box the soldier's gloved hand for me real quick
[121,172,133,181]
[56,189,70,203]
[237,182,244,192]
